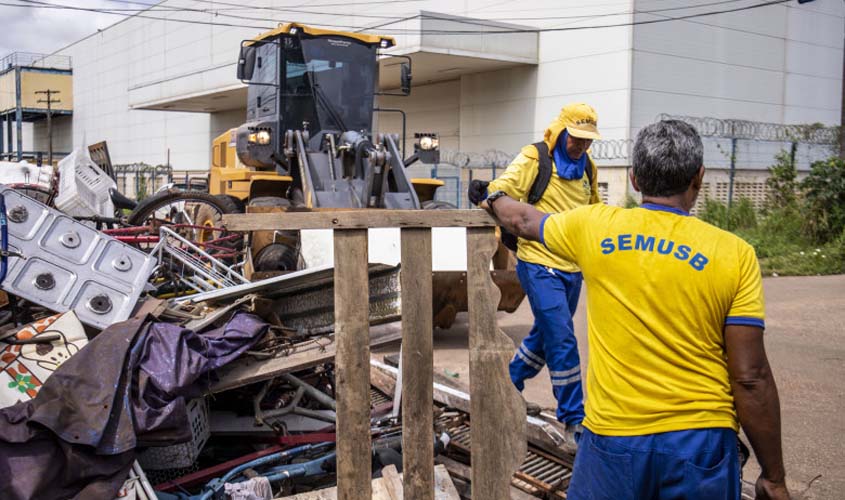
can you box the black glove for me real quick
[468,179,490,206]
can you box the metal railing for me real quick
[113,163,173,200]
[0,52,72,71]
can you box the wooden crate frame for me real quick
[225,210,527,499]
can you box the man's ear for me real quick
[629,169,641,193]
[692,165,705,190]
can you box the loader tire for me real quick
[220,195,246,213]
[253,243,304,272]
[248,196,291,208]
[422,199,457,210]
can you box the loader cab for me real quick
[236,24,398,171]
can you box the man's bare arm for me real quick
[481,195,547,243]
[724,325,790,500]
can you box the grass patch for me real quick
[701,200,845,277]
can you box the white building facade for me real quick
[29,0,845,206]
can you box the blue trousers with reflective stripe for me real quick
[568,428,741,500]
[510,259,584,424]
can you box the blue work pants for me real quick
[510,259,584,424]
[568,428,741,500]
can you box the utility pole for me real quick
[839,13,845,160]
[35,89,60,165]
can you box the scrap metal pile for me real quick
[0,149,568,500]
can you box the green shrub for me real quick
[622,194,639,208]
[697,198,842,276]
[801,157,845,244]
[699,197,757,231]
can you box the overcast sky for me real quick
[0,1,157,59]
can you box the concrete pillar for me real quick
[14,67,23,161]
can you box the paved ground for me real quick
[374,274,845,499]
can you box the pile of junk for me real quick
[0,146,577,500]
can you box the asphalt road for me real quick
[374,274,845,499]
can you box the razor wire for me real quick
[657,114,839,145]
[438,139,633,169]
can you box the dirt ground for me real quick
[374,274,845,499]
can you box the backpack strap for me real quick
[527,141,596,204]
[527,141,552,205]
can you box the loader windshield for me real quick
[283,36,377,134]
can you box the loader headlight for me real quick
[419,136,438,151]
[249,130,272,145]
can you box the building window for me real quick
[598,182,609,204]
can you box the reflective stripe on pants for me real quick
[509,259,584,425]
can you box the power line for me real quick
[378,0,795,35]
[97,0,408,19]
[8,0,762,27]
[634,2,841,50]
[0,0,795,36]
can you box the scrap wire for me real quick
[246,329,333,359]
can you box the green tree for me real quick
[801,157,845,243]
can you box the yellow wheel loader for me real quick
[205,23,523,327]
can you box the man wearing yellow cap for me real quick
[468,103,602,433]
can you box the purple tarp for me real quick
[0,311,268,499]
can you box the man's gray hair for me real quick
[632,120,703,197]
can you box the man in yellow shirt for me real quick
[479,120,789,500]
[468,103,601,431]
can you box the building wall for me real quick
[630,0,844,132]
[209,108,245,147]
[0,72,16,113]
[29,0,842,187]
[376,79,462,154]
[31,114,72,155]
[19,71,73,111]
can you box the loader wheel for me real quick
[247,196,303,272]
[248,196,291,208]
[422,200,457,210]
[216,194,246,214]
[253,243,304,272]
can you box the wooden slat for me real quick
[382,465,404,500]
[466,227,527,500]
[400,228,434,500]
[334,229,372,500]
[223,209,495,231]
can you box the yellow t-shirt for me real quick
[488,149,599,272]
[542,203,765,435]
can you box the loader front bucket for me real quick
[431,270,525,329]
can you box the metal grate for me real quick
[435,412,573,498]
[370,387,391,407]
